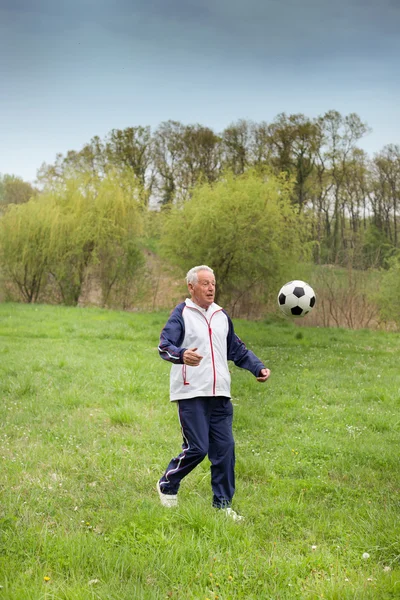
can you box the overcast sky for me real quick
[1,0,399,182]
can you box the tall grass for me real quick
[0,303,399,599]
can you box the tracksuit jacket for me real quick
[158,298,266,400]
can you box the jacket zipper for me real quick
[182,364,190,386]
[208,323,216,395]
[186,307,222,395]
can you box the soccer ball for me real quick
[277,280,316,318]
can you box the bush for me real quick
[160,170,310,312]
[377,256,400,326]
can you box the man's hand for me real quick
[183,348,203,366]
[257,368,271,382]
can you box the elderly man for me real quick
[157,265,270,520]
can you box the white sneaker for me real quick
[222,507,244,522]
[157,481,178,508]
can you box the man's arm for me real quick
[158,304,204,366]
[158,304,186,364]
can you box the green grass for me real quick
[0,303,399,599]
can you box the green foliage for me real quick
[93,173,145,307]
[46,171,144,306]
[34,114,400,270]
[160,170,310,306]
[376,256,400,324]
[0,200,51,302]
[45,179,97,305]
[0,170,145,306]
[0,174,37,210]
[362,223,396,268]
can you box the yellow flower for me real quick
[44,576,50,582]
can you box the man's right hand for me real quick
[183,348,203,366]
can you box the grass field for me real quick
[0,303,399,599]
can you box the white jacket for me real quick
[158,298,266,401]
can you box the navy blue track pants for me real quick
[159,396,235,508]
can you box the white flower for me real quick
[362,552,370,560]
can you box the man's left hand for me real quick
[257,368,270,382]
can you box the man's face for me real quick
[188,270,216,309]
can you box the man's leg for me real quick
[208,397,235,508]
[158,398,210,495]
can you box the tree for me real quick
[0,199,50,302]
[152,121,222,205]
[177,124,221,194]
[160,170,309,312]
[243,113,323,213]
[221,119,251,175]
[45,170,144,305]
[318,111,370,263]
[152,121,184,205]
[249,121,271,170]
[372,145,400,249]
[88,170,144,306]
[0,174,37,210]
[0,169,145,306]
[105,126,155,201]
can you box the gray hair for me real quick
[186,265,214,285]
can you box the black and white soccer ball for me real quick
[277,280,316,318]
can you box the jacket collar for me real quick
[185,298,223,315]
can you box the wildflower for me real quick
[311,545,317,551]
[383,566,391,572]
[44,576,50,582]
[362,552,370,560]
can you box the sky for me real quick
[1,0,399,183]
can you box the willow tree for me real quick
[160,170,309,313]
[0,199,51,302]
[89,170,144,306]
[45,170,144,306]
[43,178,95,304]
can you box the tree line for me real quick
[1,109,400,325]
[32,110,400,268]
[0,165,309,312]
